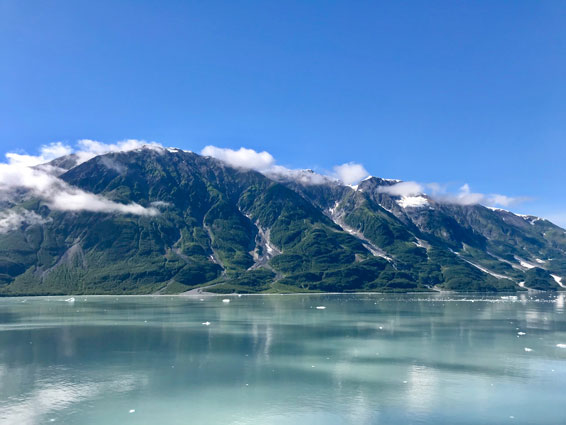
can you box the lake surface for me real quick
[1,293,566,425]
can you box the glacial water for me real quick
[1,293,566,425]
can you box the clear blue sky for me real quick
[1,1,565,224]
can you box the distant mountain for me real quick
[1,147,565,295]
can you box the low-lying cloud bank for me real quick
[377,180,525,208]
[201,145,527,208]
[201,145,365,186]
[6,139,164,168]
[0,140,529,234]
[0,140,161,232]
[0,209,51,234]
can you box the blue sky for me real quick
[1,1,565,225]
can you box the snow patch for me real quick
[328,201,340,216]
[515,256,536,269]
[454,252,513,281]
[326,204,394,262]
[414,238,430,250]
[551,274,565,288]
[535,258,546,264]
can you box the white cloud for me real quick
[487,194,520,207]
[377,181,423,197]
[266,166,336,185]
[0,163,159,216]
[0,141,161,222]
[0,209,51,234]
[453,183,485,205]
[75,139,164,164]
[6,142,72,167]
[46,186,159,216]
[201,146,275,171]
[425,182,525,208]
[373,180,525,210]
[201,145,339,185]
[2,141,530,218]
[333,162,369,185]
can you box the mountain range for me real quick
[1,146,565,295]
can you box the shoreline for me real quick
[1,290,562,299]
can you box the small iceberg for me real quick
[64,297,75,303]
[316,306,326,310]
[222,299,230,303]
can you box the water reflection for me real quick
[0,294,565,424]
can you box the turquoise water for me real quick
[1,293,566,425]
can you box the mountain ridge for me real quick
[1,147,564,295]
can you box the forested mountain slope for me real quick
[1,148,564,295]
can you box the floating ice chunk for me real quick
[556,344,566,348]
[316,306,326,310]
[64,297,75,303]
[202,321,211,326]
[524,347,533,352]
[222,299,230,303]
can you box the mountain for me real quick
[1,147,565,295]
